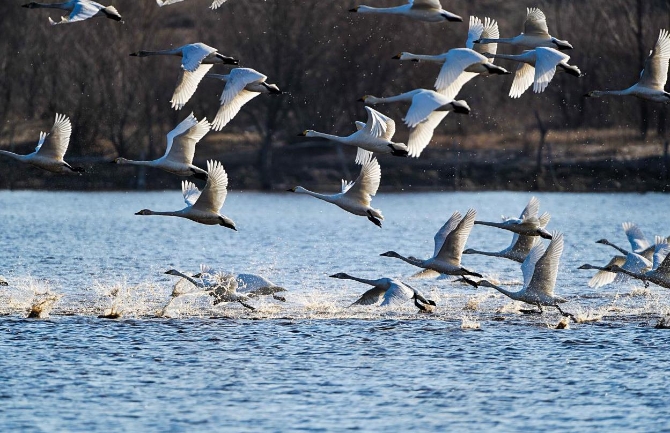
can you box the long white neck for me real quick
[0,150,26,162]
[116,158,159,167]
[484,281,520,301]
[305,130,350,143]
[145,210,182,217]
[589,89,632,97]
[474,220,506,229]
[399,53,445,63]
[294,187,337,204]
[27,2,72,9]
[136,48,183,57]
[337,274,381,287]
[357,5,406,15]
[479,37,517,45]
[365,90,418,105]
[487,52,533,63]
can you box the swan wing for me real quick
[182,180,201,207]
[220,68,266,106]
[355,148,374,165]
[433,211,462,257]
[652,243,670,271]
[354,121,366,131]
[362,106,395,140]
[352,286,387,306]
[410,0,442,9]
[49,2,100,24]
[346,158,381,206]
[586,256,625,288]
[212,90,259,131]
[466,16,484,49]
[156,0,185,6]
[509,62,535,98]
[193,160,228,213]
[341,179,355,194]
[407,111,448,158]
[163,113,198,159]
[523,7,550,37]
[168,116,210,164]
[533,48,567,94]
[181,43,217,72]
[410,269,441,279]
[638,29,670,90]
[210,0,231,9]
[521,241,545,289]
[519,196,540,220]
[380,282,414,307]
[478,17,499,58]
[436,208,476,264]
[35,113,72,160]
[405,91,445,128]
[621,252,652,274]
[435,49,485,94]
[171,64,213,110]
[623,222,651,253]
[527,232,563,296]
[656,250,670,274]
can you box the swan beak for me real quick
[298,131,307,136]
[287,187,296,192]
[584,92,593,97]
[349,7,358,12]
[357,97,366,102]
[392,53,402,60]
[129,52,139,56]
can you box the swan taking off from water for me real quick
[288,156,384,227]
[206,68,282,131]
[130,43,239,110]
[194,265,287,297]
[114,113,210,180]
[473,8,572,51]
[474,198,553,239]
[483,48,582,98]
[608,243,670,290]
[393,18,510,100]
[349,0,462,23]
[464,197,551,263]
[299,106,409,164]
[135,160,236,230]
[164,269,255,309]
[360,90,469,157]
[330,273,436,312]
[156,0,240,10]
[381,209,482,278]
[23,0,122,25]
[0,113,84,174]
[476,233,570,315]
[586,29,670,103]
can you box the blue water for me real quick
[1,191,669,431]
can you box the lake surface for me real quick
[1,191,669,431]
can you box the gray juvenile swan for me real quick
[330,273,436,312]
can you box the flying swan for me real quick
[349,0,462,23]
[23,0,122,25]
[330,273,436,312]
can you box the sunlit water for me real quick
[1,191,669,431]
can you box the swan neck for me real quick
[401,53,444,63]
[357,5,403,14]
[296,188,335,203]
[140,48,183,57]
[486,282,518,300]
[367,92,415,105]
[306,131,347,143]
[480,37,515,44]
[116,158,156,167]
[0,149,23,161]
[341,275,379,286]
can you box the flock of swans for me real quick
[4,1,670,318]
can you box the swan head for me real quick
[595,238,611,245]
[287,186,307,194]
[537,228,553,240]
[22,2,40,8]
[329,273,353,280]
[578,264,597,270]
[585,91,603,98]
[476,280,497,289]
[113,157,129,164]
[219,216,237,231]
[392,52,417,62]
[135,209,153,216]
[449,100,471,115]
[441,12,463,22]
[389,143,409,157]
[462,248,476,254]
[165,269,185,277]
[349,6,359,12]
[262,83,282,95]
[358,95,376,104]
[297,130,312,137]
[380,251,401,258]
[551,38,573,51]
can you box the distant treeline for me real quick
[0,0,669,190]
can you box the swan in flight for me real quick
[381,209,482,278]
[586,29,670,103]
[474,198,553,239]
[193,265,287,297]
[114,113,209,180]
[135,160,237,230]
[607,243,670,289]
[476,233,571,315]
[156,0,241,10]
[464,197,551,263]
[393,18,510,99]
[206,68,282,131]
[473,8,572,51]
[164,269,255,310]
[288,156,384,227]
[330,273,436,312]
[483,48,582,98]
[360,90,470,157]
[130,43,239,110]
[23,0,122,25]
[0,113,84,174]
[299,106,409,164]
[349,0,462,23]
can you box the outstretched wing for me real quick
[533,48,569,94]
[466,16,484,49]
[168,116,210,164]
[527,232,563,296]
[193,160,228,213]
[156,0,186,6]
[587,256,626,288]
[171,64,213,110]
[509,62,535,98]
[404,91,446,128]
[345,158,381,207]
[352,286,387,306]
[623,222,651,253]
[638,29,670,90]
[362,106,395,140]
[519,196,540,221]
[182,180,201,207]
[49,2,101,24]
[477,17,499,59]
[433,211,462,258]
[407,111,448,158]
[435,208,476,265]
[521,241,545,289]
[380,282,414,306]
[210,0,232,9]
[35,113,72,160]
[181,43,216,72]
[435,49,486,94]
[410,0,442,8]
[523,7,550,37]
[212,90,259,131]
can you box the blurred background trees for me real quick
[0,0,669,191]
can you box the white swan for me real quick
[206,68,282,131]
[477,232,570,315]
[474,198,553,239]
[330,273,436,312]
[23,0,122,24]
[474,8,572,51]
[596,222,661,261]
[135,160,236,230]
[349,0,462,23]
[299,106,409,164]
[130,43,239,110]
[164,269,255,309]
[579,252,652,288]
[483,48,582,98]
[194,265,287,296]
[288,156,384,227]
[380,209,482,277]
[586,29,670,103]
[0,113,84,174]
[393,17,509,99]
[464,197,551,263]
[155,0,240,10]
[608,243,670,289]
[114,113,209,180]
[360,90,470,157]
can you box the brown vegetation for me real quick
[0,0,669,191]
